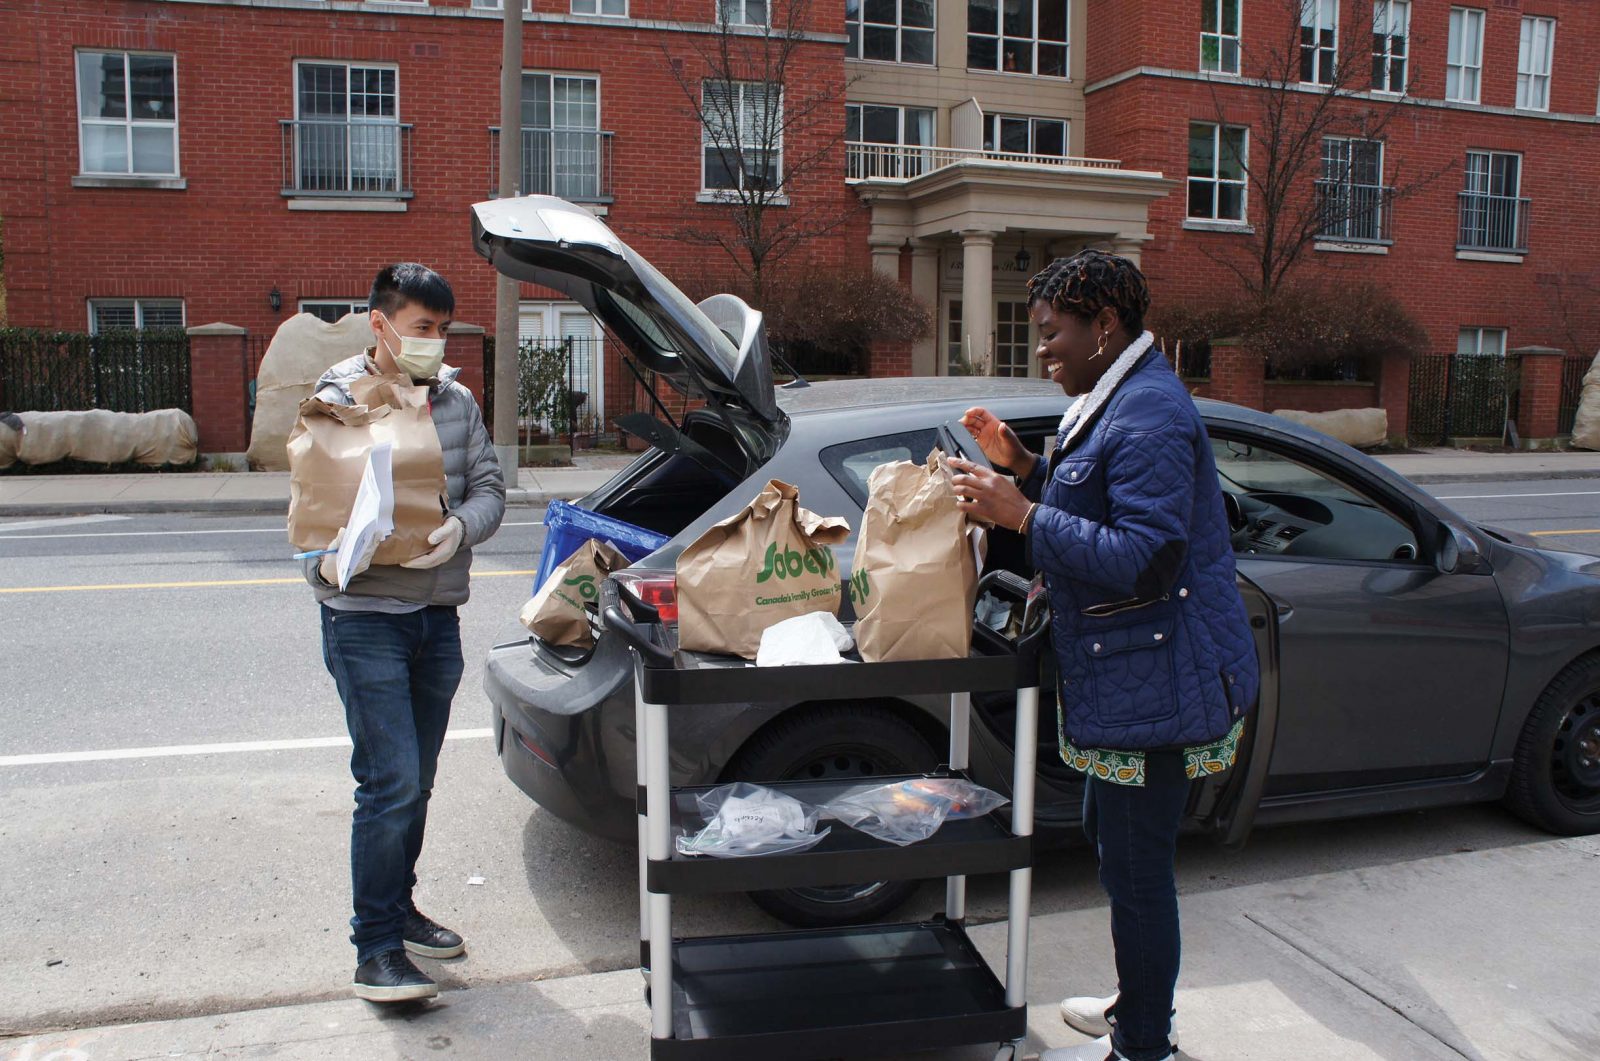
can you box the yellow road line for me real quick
[0,569,539,595]
[1529,529,1600,537]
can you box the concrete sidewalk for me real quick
[5,448,1600,518]
[6,835,1594,1061]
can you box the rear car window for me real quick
[821,430,938,507]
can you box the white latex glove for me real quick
[402,515,465,570]
[319,526,378,586]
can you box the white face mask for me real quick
[377,312,447,381]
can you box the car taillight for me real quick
[613,572,678,624]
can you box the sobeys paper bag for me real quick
[848,449,987,662]
[287,372,448,566]
[676,479,852,659]
[520,538,628,648]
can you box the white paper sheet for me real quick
[336,441,394,590]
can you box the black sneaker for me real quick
[353,948,439,1003]
[404,908,466,959]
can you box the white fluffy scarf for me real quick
[1056,330,1157,449]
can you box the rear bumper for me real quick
[483,639,637,843]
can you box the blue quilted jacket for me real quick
[1020,348,1259,750]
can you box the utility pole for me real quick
[493,0,523,485]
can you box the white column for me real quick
[960,230,997,375]
[909,239,941,376]
[869,237,903,280]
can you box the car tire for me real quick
[1505,655,1600,835]
[726,703,941,928]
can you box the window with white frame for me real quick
[719,0,768,25]
[1457,327,1506,358]
[1319,137,1386,241]
[967,0,1069,77]
[846,103,934,177]
[1300,0,1338,85]
[521,74,603,200]
[1200,0,1241,75]
[1446,7,1484,103]
[702,81,781,192]
[76,51,178,177]
[1516,16,1555,111]
[89,299,185,333]
[294,62,401,194]
[1188,122,1247,222]
[847,0,935,64]
[300,300,368,323]
[572,0,626,17]
[985,114,1068,157]
[1371,0,1409,93]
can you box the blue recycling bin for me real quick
[533,499,670,594]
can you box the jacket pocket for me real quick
[1082,592,1169,619]
[1079,617,1181,732]
[1051,456,1096,488]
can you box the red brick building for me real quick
[1081,0,1600,439]
[1,0,864,449]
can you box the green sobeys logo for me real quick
[563,573,598,600]
[847,567,871,604]
[755,541,837,584]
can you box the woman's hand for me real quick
[949,457,1033,532]
[960,407,1035,476]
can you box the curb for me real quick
[0,489,569,519]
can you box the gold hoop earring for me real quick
[1091,332,1108,360]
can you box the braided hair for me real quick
[1026,249,1150,336]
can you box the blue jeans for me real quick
[320,605,464,964]
[1082,751,1190,1061]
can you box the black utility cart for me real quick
[601,571,1049,1061]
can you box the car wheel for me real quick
[1506,655,1600,835]
[725,703,940,928]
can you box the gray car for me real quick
[473,197,1600,927]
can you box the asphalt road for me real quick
[2,477,1598,1038]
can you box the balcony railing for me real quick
[1315,179,1393,243]
[280,120,413,198]
[1458,192,1531,254]
[488,127,614,203]
[845,141,1122,182]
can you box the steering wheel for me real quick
[1222,491,1248,534]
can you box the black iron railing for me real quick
[280,119,414,198]
[1559,353,1591,436]
[487,127,615,202]
[0,328,191,414]
[1408,352,1523,444]
[1457,192,1530,254]
[1315,179,1393,243]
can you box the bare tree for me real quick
[663,0,859,303]
[1199,0,1454,299]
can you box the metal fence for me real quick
[1559,353,1591,436]
[487,127,615,202]
[484,335,608,449]
[280,119,414,198]
[0,328,191,413]
[1457,192,1530,254]
[1408,352,1523,445]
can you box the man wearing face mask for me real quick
[305,263,505,1003]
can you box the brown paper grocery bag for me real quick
[848,449,988,662]
[286,373,448,566]
[676,479,851,659]
[519,538,628,648]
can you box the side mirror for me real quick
[1436,523,1483,576]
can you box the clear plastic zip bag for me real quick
[674,782,831,858]
[820,778,1010,846]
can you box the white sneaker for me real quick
[1058,991,1179,1046]
[1041,1035,1178,1061]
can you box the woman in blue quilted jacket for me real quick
[952,250,1259,1061]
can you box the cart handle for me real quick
[600,576,674,668]
[974,569,1051,672]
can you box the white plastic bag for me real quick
[755,611,855,666]
[674,782,831,858]
[820,778,1010,846]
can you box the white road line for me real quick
[0,515,130,533]
[1435,490,1600,501]
[0,727,495,767]
[0,521,544,542]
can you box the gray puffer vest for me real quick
[303,354,506,607]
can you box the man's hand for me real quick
[949,457,1033,532]
[960,407,1035,476]
[319,526,378,586]
[401,516,465,570]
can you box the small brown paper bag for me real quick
[848,449,988,662]
[287,372,448,566]
[520,538,628,648]
[676,479,851,659]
